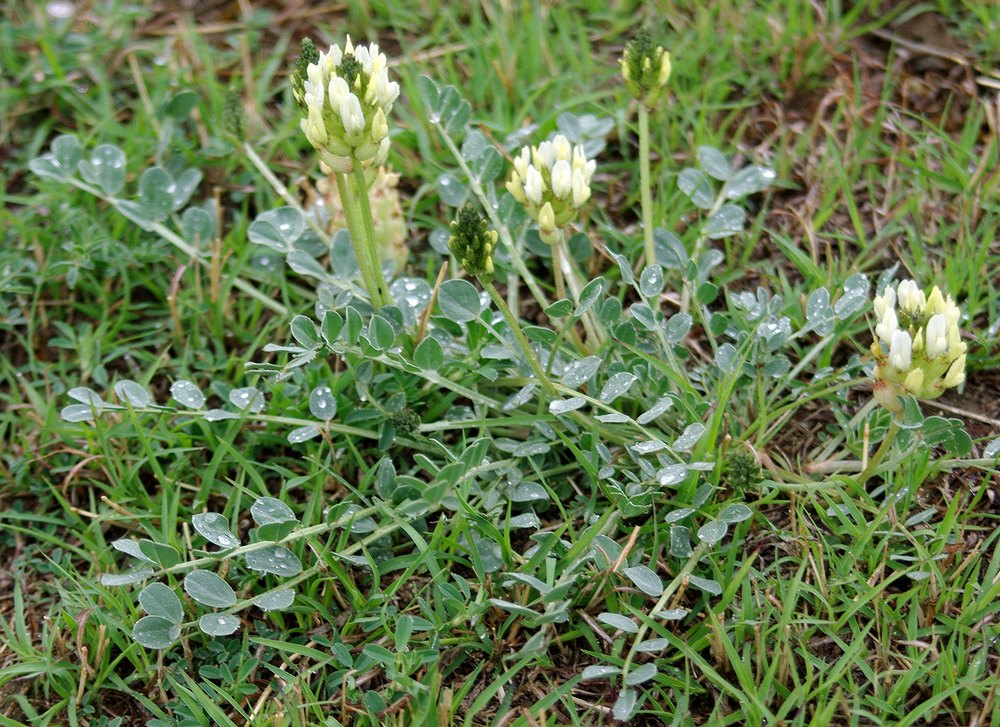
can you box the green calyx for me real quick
[448,204,498,285]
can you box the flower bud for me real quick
[448,204,498,284]
[621,29,672,107]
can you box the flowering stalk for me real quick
[449,206,556,396]
[291,37,398,308]
[622,30,671,267]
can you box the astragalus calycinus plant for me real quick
[291,36,398,308]
[47,19,1000,725]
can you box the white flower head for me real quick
[874,306,898,346]
[291,36,398,179]
[871,278,967,411]
[524,166,544,206]
[873,286,895,320]
[506,134,597,237]
[552,134,572,162]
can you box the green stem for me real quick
[335,171,390,309]
[484,282,557,397]
[351,166,394,307]
[638,104,655,267]
[550,235,567,301]
[858,420,901,485]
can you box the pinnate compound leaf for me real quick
[30,134,82,179]
[100,567,155,586]
[112,539,156,564]
[697,146,732,181]
[697,519,729,546]
[114,379,152,408]
[687,575,722,596]
[599,372,636,403]
[181,207,216,246]
[248,207,305,253]
[170,380,206,409]
[704,204,746,239]
[229,387,264,413]
[62,404,100,422]
[581,665,620,681]
[288,425,321,443]
[622,565,664,597]
[724,165,776,198]
[597,612,638,633]
[137,167,176,222]
[613,689,639,721]
[413,337,444,370]
[624,663,658,686]
[438,279,482,323]
[678,168,714,209]
[717,503,753,524]
[309,386,337,421]
[251,498,297,526]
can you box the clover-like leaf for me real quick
[132,616,180,650]
[198,613,241,636]
[139,583,183,623]
[183,570,236,608]
[248,207,305,253]
[78,144,126,195]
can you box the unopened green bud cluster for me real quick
[621,29,672,107]
[448,205,498,284]
[290,35,399,178]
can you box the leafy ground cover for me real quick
[2,1,1000,725]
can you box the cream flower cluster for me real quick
[292,36,399,176]
[505,134,596,239]
[871,279,966,412]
